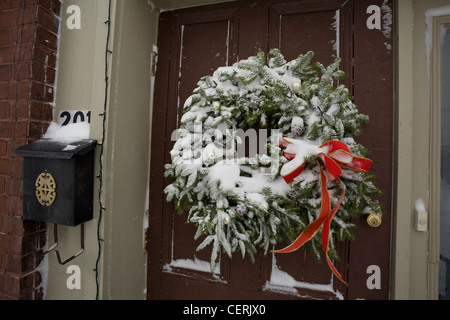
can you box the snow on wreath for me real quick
[164,49,383,285]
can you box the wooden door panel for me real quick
[175,19,233,126]
[269,0,354,89]
[148,0,393,300]
[270,3,341,65]
[346,0,393,300]
[161,7,239,285]
[262,0,353,300]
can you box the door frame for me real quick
[429,14,450,300]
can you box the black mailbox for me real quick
[15,139,97,226]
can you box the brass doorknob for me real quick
[362,213,382,228]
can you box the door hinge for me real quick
[151,51,158,76]
[144,227,149,252]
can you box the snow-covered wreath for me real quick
[164,49,382,284]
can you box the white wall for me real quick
[46,0,158,300]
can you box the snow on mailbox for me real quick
[15,138,97,226]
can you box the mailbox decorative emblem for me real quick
[35,172,56,206]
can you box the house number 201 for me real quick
[59,110,91,126]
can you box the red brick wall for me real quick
[0,0,61,300]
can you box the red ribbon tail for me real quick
[272,162,330,254]
[325,255,348,286]
[321,177,348,286]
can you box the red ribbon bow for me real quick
[273,136,372,285]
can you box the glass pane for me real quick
[440,26,450,300]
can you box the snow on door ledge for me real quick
[163,256,227,283]
[263,254,344,300]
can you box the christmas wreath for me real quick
[164,49,382,284]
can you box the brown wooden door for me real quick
[147,0,393,300]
